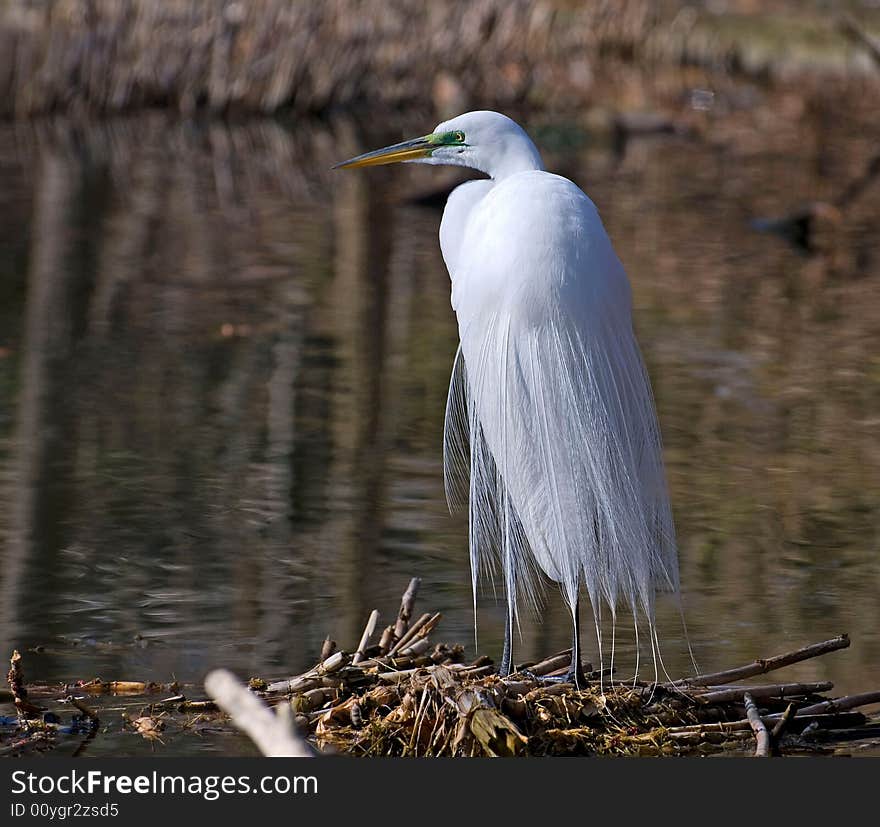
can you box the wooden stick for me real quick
[177,700,217,712]
[665,711,865,738]
[400,638,431,657]
[320,637,336,661]
[205,669,313,757]
[459,665,495,679]
[66,695,99,721]
[796,690,880,716]
[7,650,25,701]
[665,720,754,736]
[266,675,321,694]
[770,702,796,748]
[412,612,442,641]
[316,651,349,675]
[696,681,833,704]
[521,651,572,677]
[7,650,42,717]
[353,610,379,665]
[769,711,865,727]
[393,577,421,641]
[744,693,770,757]
[670,635,850,687]
[378,625,396,655]
[397,613,442,655]
[387,613,432,657]
[377,667,420,683]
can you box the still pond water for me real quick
[0,104,878,755]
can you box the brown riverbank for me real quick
[1,1,879,119]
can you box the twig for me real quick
[7,650,42,718]
[696,681,833,704]
[65,695,99,721]
[797,690,880,716]
[665,711,865,738]
[770,702,796,753]
[317,652,349,675]
[664,720,756,737]
[744,693,770,757]
[320,637,336,661]
[377,667,420,683]
[205,669,313,757]
[353,610,380,665]
[458,665,495,679]
[394,577,421,642]
[387,613,432,657]
[400,638,431,657]
[519,650,572,677]
[265,674,321,695]
[378,626,395,655]
[670,635,850,687]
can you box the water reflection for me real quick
[0,108,878,727]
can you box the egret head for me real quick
[333,110,544,180]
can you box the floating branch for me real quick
[65,696,99,722]
[696,682,833,704]
[670,635,850,688]
[205,669,313,758]
[797,691,880,716]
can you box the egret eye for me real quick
[454,131,465,143]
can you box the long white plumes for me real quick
[442,168,681,675]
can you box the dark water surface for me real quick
[1,100,878,755]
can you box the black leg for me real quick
[567,598,587,688]
[500,529,515,677]
[500,602,513,676]
[517,596,587,686]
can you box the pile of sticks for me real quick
[244,578,880,757]
[4,577,880,757]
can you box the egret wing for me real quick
[444,171,679,640]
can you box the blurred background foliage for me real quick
[0,1,879,117]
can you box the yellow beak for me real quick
[333,136,434,169]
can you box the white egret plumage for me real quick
[335,111,681,685]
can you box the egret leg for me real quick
[515,597,587,687]
[498,609,513,678]
[566,598,587,688]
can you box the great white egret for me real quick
[335,111,680,685]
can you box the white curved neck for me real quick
[480,135,544,181]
